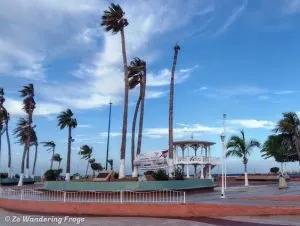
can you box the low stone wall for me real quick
[1,199,300,217]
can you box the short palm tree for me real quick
[52,153,63,169]
[57,109,77,181]
[101,3,129,179]
[128,57,146,177]
[17,84,35,186]
[273,112,300,164]
[41,141,56,169]
[226,130,261,186]
[168,44,180,176]
[78,145,93,177]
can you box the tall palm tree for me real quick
[128,58,146,177]
[0,88,5,171]
[57,109,77,181]
[273,112,300,164]
[14,118,36,185]
[168,43,180,177]
[78,145,93,177]
[41,141,56,169]
[101,3,129,179]
[4,112,12,178]
[226,130,261,186]
[18,84,35,186]
[31,129,38,178]
[52,153,63,169]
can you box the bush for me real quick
[144,170,155,176]
[15,174,20,179]
[174,168,184,180]
[270,167,280,174]
[0,173,8,179]
[44,169,62,181]
[153,169,169,181]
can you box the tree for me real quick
[128,58,146,177]
[0,88,12,177]
[78,145,93,177]
[41,141,56,169]
[57,109,77,181]
[107,159,113,171]
[31,130,38,178]
[273,112,300,164]
[226,130,261,186]
[88,158,96,177]
[90,162,103,176]
[168,43,180,177]
[101,3,129,179]
[52,153,63,169]
[270,167,280,174]
[18,84,35,186]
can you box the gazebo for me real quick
[173,140,220,179]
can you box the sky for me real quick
[0,0,300,176]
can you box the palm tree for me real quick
[88,158,96,177]
[41,141,56,169]
[273,112,300,164]
[101,3,129,179]
[52,153,63,169]
[14,118,36,185]
[4,112,12,178]
[31,129,38,178]
[261,134,297,173]
[226,130,261,186]
[128,58,146,177]
[168,43,180,177]
[57,109,77,181]
[0,88,5,172]
[18,84,35,186]
[78,145,93,177]
[107,159,113,171]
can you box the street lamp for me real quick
[220,132,226,199]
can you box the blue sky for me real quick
[1,0,300,175]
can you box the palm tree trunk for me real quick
[32,144,38,178]
[0,134,2,172]
[5,122,12,178]
[137,71,146,156]
[26,147,30,178]
[119,28,129,179]
[18,146,28,186]
[50,147,55,170]
[244,163,249,186]
[85,162,89,177]
[131,96,141,176]
[168,44,180,177]
[66,126,72,181]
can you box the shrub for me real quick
[153,169,169,181]
[0,173,8,179]
[174,168,184,180]
[270,167,280,174]
[44,169,62,181]
[144,170,155,176]
[15,174,20,179]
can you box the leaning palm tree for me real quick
[168,43,180,177]
[273,112,300,164]
[41,141,56,169]
[57,109,77,181]
[128,57,146,177]
[226,130,261,186]
[78,145,93,177]
[101,3,129,179]
[18,84,35,186]
[52,153,63,169]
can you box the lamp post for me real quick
[223,113,227,189]
[220,132,225,199]
[105,102,112,170]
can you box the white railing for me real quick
[175,156,220,165]
[0,188,185,204]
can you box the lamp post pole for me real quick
[220,132,225,198]
[223,113,227,189]
[105,102,112,170]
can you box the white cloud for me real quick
[194,86,208,92]
[146,90,168,99]
[228,119,276,129]
[5,98,63,116]
[283,0,300,14]
[273,90,295,95]
[258,95,270,100]
[77,124,91,128]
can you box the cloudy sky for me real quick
[1,0,300,175]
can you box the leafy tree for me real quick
[226,130,261,186]
[101,3,129,179]
[168,44,180,176]
[57,109,77,181]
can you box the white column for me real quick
[200,165,204,179]
[208,164,212,179]
[186,165,190,178]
